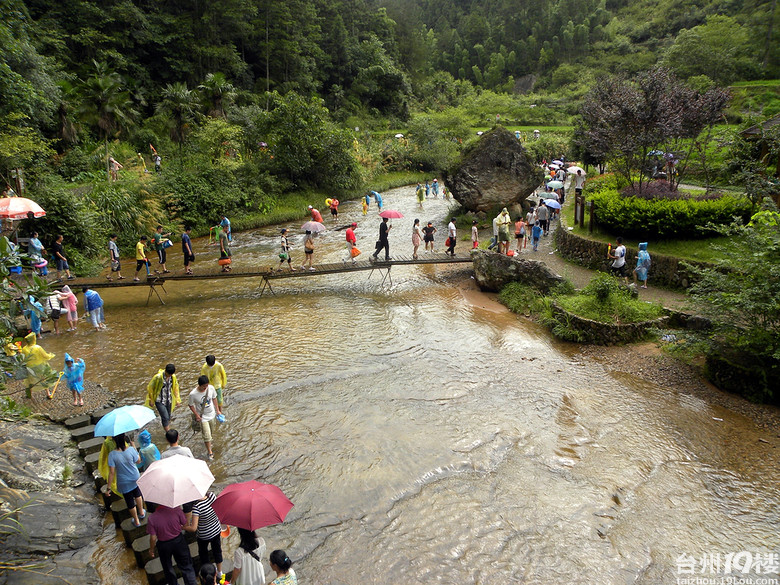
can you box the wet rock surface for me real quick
[472,249,565,293]
[0,419,102,584]
[443,126,544,213]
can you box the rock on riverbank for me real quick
[472,249,565,293]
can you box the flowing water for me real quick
[45,188,779,584]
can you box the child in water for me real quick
[63,352,86,406]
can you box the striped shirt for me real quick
[192,492,221,540]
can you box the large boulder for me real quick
[472,250,566,293]
[443,127,544,213]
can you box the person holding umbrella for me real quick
[371,217,392,262]
[104,433,146,527]
[301,230,315,271]
[185,490,224,578]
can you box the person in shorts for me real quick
[609,236,629,284]
[515,217,527,252]
[135,235,149,281]
[52,234,75,281]
[107,234,124,280]
[188,375,222,460]
[45,292,61,335]
[152,225,171,273]
[422,222,436,252]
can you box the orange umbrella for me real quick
[0,198,46,220]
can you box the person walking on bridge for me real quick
[277,229,295,272]
[371,217,392,262]
[182,226,194,275]
[344,222,358,264]
[446,218,457,256]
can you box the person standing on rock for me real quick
[145,364,181,432]
[147,503,198,585]
[105,432,146,527]
[496,208,512,254]
[63,352,85,406]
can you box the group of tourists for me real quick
[95,355,296,584]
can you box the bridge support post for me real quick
[259,276,275,296]
[146,282,167,306]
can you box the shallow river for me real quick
[45,188,779,584]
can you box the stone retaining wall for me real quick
[554,226,713,290]
[549,301,670,345]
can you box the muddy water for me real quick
[45,188,779,584]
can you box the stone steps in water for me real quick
[131,531,197,568]
[78,435,106,457]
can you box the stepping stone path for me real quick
[63,410,233,585]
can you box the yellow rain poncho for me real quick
[200,360,227,405]
[21,333,55,397]
[98,437,120,495]
[144,368,181,411]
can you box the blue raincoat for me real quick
[63,352,85,393]
[136,429,160,471]
[636,242,651,281]
[25,297,44,335]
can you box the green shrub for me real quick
[586,177,752,238]
[498,281,544,314]
[560,273,666,324]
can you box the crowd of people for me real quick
[94,354,297,585]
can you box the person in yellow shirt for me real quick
[134,235,150,281]
[200,355,227,407]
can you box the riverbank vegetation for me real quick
[499,273,665,343]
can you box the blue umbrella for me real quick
[94,405,157,437]
[544,200,562,209]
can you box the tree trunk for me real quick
[105,139,110,182]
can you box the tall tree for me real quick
[155,82,199,153]
[76,61,135,181]
[198,73,235,118]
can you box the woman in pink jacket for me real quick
[57,285,79,331]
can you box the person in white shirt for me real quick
[446,218,457,256]
[188,376,222,460]
[609,236,629,284]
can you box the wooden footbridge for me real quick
[61,254,474,304]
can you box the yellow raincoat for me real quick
[98,437,120,495]
[21,333,55,396]
[200,360,227,406]
[144,369,181,411]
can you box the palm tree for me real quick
[55,79,80,147]
[76,61,136,180]
[198,73,235,118]
[156,82,200,153]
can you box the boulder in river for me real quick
[472,249,566,293]
[443,127,545,213]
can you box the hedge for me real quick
[584,174,753,238]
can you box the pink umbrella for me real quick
[136,455,214,507]
[301,221,326,233]
[0,197,46,220]
[379,210,404,219]
[211,480,293,530]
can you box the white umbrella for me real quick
[137,455,214,507]
[567,166,585,174]
[552,159,563,166]
[548,164,560,170]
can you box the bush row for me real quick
[585,174,752,238]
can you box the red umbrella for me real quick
[211,480,293,530]
[379,209,404,219]
[0,198,46,220]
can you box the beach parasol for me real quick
[0,198,46,220]
[301,221,326,233]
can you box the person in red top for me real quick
[343,222,358,263]
[308,205,323,223]
[329,198,339,220]
[147,504,197,585]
